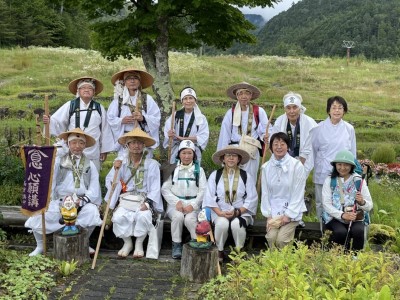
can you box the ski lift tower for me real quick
[342,41,355,66]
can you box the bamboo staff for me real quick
[257,105,276,195]
[91,168,120,269]
[167,101,176,162]
[42,94,50,254]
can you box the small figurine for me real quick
[60,195,79,235]
[189,209,213,249]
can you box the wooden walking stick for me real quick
[91,167,120,269]
[257,105,276,194]
[167,101,176,162]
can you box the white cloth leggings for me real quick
[214,216,250,251]
[167,210,197,243]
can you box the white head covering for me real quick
[75,80,96,97]
[67,133,86,144]
[283,91,306,113]
[178,140,196,152]
[180,87,203,126]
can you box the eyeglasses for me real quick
[237,90,252,96]
[225,154,239,158]
[79,87,94,91]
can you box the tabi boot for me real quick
[133,235,145,258]
[118,237,133,257]
[29,232,44,257]
[172,242,183,259]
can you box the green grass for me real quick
[2,47,400,228]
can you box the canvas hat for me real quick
[212,145,250,165]
[331,150,355,166]
[118,127,156,147]
[226,82,261,100]
[68,76,103,96]
[111,68,154,89]
[58,128,96,148]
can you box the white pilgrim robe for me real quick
[48,98,114,163]
[104,156,162,238]
[217,105,269,179]
[163,110,209,163]
[107,93,161,153]
[25,155,102,233]
[260,153,307,221]
[310,118,357,185]
[271,113,317,176]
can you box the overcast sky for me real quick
[240,0,301,21]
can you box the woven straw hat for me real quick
[118,127,156,147]
[68,76,103,96]
[226,82,261,100]
[212,145,250,165]
[111,68,154,89]
[58,128,96,148]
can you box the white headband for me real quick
[283,92,302,108]
[68,133,86,144]
[180,88,197,102]
[77,79,95,90]
[178,140,196,152]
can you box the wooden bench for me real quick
[0,205,323,249]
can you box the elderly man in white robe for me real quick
[270,92,317,176]
[217,82,269,180]
[261,132,307,249]
[161,140,207,259]
[203,145,258,262]
[43,76,114,171]
[163,87,209,164]
[105,128,163,258]
[107,68,161,157]
[25,128,102,256]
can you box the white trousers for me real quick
[214,216,250,251]
[25,200,102,234]
[167,210,198,243]
[112,206,153,238]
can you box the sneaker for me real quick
[172,242,182,259]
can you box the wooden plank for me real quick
[0,205,28,227]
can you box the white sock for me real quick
[29,232,43,256]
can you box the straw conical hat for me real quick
[58,128,96,148]
[212,145,250,165]
[111,68,154,89]
[226,82,261,100]
[68,76,103,96]
[118,127,156,147]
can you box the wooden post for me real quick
[53,227,89,265]
[180,244,219,283]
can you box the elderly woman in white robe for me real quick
[203,145,258,262]
[161,140,207,259]
[310,96,357,219]
[270,91,317,176]
[107,68,161,157]
[217,82,269,180]
[163,87,209,164]
[104,128,163,259]
[261,132,307,250]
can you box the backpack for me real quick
[330,176,370,225]
[214,168,247,202]
[230,104,265,156]
[69,97,102,129]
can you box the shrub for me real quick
[0,138,24,185]
[198,244,400,299]
[371,144,396,164]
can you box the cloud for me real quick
[240,0,300,21]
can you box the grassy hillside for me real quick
[1,47,400,158]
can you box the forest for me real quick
[2,0,400,60]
